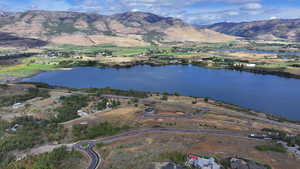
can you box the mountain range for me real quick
[1,10,300,48]
[0,10,235,47]
[206,19,300,41]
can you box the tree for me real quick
[161,95,168,101]
[204,97,209,102]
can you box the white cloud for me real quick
[226,11,239,16]
[270,16,278,20]
[243,3,262,10]
[131,8,140,12]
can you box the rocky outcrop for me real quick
[0,11,9,17]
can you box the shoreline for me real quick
[2,60,300,84]
[2,67,74,84]
[3,62,300,123]
[15,81,300,124]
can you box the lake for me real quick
[22,65,300,120]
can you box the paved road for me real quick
[74,141,101,169]
[74,128,249,169]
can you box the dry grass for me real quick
[99,56,141,64]
[50,35,149,47]
[63,106,141,129]
[96,133,300,169]
[163,26,236,43]
[285,67,300,76]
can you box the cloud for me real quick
[226,11,239,16]
[243,3,262,10]
[31,0,73,11]
[270,16,278,20]
[1,0,300,25]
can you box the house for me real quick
[245,63,256,67]
[11,124,20,132]
[106,101,112,108]
[233,63,256,68]
[77,110,88,117]
[12,103,22,109]
[80,122,88,125]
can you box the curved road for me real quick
[74,142,100,169]
[74,128,249,169]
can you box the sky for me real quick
[0,0,300,25]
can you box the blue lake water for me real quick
[22,65,300,120]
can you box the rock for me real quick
[230,158,269,169]
[230,158,249,169]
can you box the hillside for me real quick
[0,10,235,47]
[0,32,47,48]
[206,19,300,41]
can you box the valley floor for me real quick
[1,40,300,82]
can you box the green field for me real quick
[51,44,172,56]
[0,63,56,77]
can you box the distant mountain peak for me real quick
[206,18,300,41]
[111,11,185,26]
[0,11,9,17]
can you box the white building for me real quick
[77,110,88,117]
[245,63,256,67]
[12,103,22,109]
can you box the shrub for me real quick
[17,82,54,89]
[0,88,50,107]
[174,92,180,96]
[159,151,186,165]
[53,94,89,123]
[204,97,209,102]
[7,146,82,169]
[85,88,148,98]
[161,95,168,101]
[73,121,129,140]
[96,142,105,148]
[255,144,286,153]
[0,116,66,168]
[131,98,139,103]
[96,98,109,110]
[111,99,121,108]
